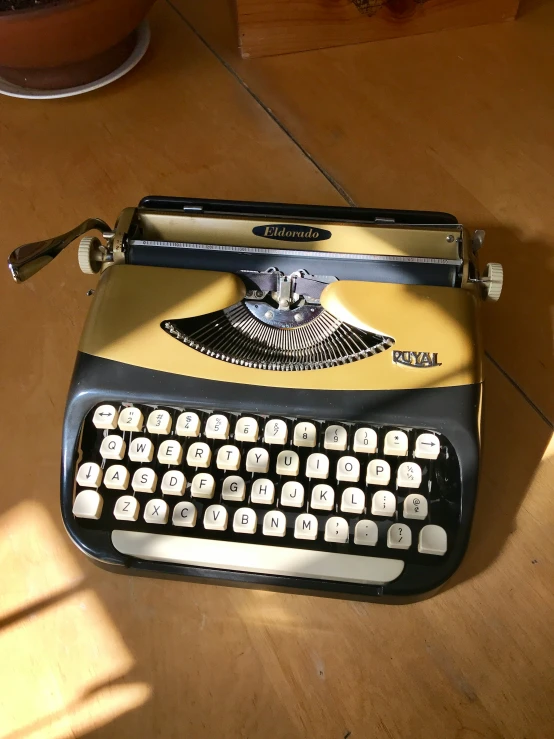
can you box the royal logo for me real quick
[253,224,332,242]
[393,351,442,368]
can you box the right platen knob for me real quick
[482,263,504,302]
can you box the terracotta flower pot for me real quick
[0,0,156,90]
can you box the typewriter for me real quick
[8,196,503,602]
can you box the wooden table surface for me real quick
[0,2,552,738]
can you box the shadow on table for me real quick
[444,223,553,590]
[445,357,551,591]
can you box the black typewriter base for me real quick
[62,352,481,603]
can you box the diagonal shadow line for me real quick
[0,581,84,632]
[2,672,141,739]
[485,351,553,429]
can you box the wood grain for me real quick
[0,2,552,739]
[235,0,520,58]
[174,0,554,422]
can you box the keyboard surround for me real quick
[72,402,462,576]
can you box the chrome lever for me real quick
[7,217,111,283]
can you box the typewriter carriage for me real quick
[7,200,503,304]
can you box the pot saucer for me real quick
[0,19,150,100]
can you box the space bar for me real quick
[112,530,405,585]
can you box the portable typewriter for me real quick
[8,196,503,602]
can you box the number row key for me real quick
[93,406,439,458]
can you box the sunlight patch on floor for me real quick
[0,501,151,739]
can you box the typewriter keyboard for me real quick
[72,403,462,585]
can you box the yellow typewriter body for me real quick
[8,196,502,602]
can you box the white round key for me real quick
[205,414,230,439]
[353,427,378,454]
[176,412,201,437]
[306,453,329,480]
[354,520,378,546]
[310,483,335,511]
[233,507,257,534]
[147,409,172,435]
[263,510,287,537]
[99,435,126,460]
[73,490,103,520]
[414,433,440,460]
[383,430,409,456]
[186,442,212,468]
[387,523,412,550]
[251,478,275,504]
[264,419,288,445]
[113,495,139,521]
[157,440,183,465]
[204,504,228,531]
[104,464,130,490]
[340,487,365,514]
[276,450,300,476]
[324,516,349,543]
[294,513,318,540]
[418,525,447,555]
[245,447,270,473]
[128,437,154,463]
[222,476,246,501]
[336,456,360,482]
[160,470,186,495]
[397,462,422,489]
[144,498,169,524]
[293,422,317,448]
[190,473,215,498]
[371,490,396,517]
[76,462,103,488]
[216,445,241,471]
[403,493,428,520]
[234,417,259,442]
[172,501,197,527]
[118,407,143,433]
[324,425,348,451]
[366,459,391,485]
[280,481,305,507]
[92,405,119,430]
[92,405,117,430]
[132,468,157,493]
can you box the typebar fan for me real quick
[161,270,394,372]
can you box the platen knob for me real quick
[482,263,503,302]
[78,236,103,275]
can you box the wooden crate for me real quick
[236,0,520,58]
